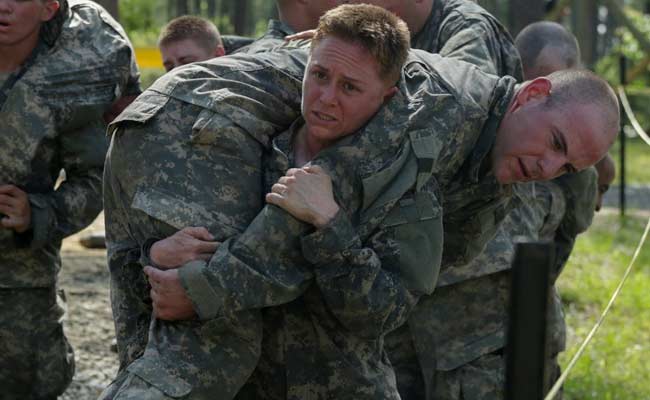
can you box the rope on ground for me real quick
[544,215,650,400]
[618,86,650,147]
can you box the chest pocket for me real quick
[443,195,511,268]
[381,191,443,295]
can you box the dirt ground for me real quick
[59,214,117,400]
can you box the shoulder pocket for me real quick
[108,91,170,135]
[382,191,443,295]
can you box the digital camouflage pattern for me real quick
[221,34,255,54]
[0,0,138,288]
[0,287,75,399]
[383,1,525,397]
[233,19,295,55]
[165,51,519,399]
[387,181,567,400]
[101,50,309,399]
[102,45,520,399]
[0,0,139,397]
[411,0,523,81]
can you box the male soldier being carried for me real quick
[0,0,139,398]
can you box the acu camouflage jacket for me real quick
[0,0,139,288]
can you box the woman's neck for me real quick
[293,124,326,167]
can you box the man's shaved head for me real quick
[515,21,580,79]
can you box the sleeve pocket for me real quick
[126,357,192,398]
[131,186,240,238]
[382,191,443,295]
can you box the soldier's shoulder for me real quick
[406,50,506,113]
[441,0,501,24]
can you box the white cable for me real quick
[545,215,650,400]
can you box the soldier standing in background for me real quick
[234,0,338,54]
[0,0,139,398]
[158,15,226,72]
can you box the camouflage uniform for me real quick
[411,0,522,79]
[102,46,520,399]
[170,52,519,400]
[383,1,525,397]
[386,181,566,400]
[221,34,255,54]
[233,19,295,55]
[0,0,139,398]
[101,50,306,400]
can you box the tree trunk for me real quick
[193,0,202,14]
[177,0,189,16]
[233,0,249,35]
[508,0,545,37]
[572,0,598,67]
[207,0,217,17]
[93,0,119,20]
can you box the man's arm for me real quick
[436,15,523,80]
[18,120,107,249]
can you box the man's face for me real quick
[160,38,224,72]
[301,36,396,148]
[492,79,612,185]
[0,0,58,47]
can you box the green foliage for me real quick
[557,213,650,399]
[609,138,650,185]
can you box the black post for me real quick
[506,242,555,400]
[619,55,627,217]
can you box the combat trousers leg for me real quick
[0,287,75,400]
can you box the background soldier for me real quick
[234,0,337,54]
[0,0,139,398]
[158,15,226,72]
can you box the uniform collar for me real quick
[267,19,296,38]
[466,77,517,183]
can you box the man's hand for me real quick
[266,165,340,228]
[284,29,316,42]
[150,227,219,269]
[144,266,196,321]
[0,185,31,233]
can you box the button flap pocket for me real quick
[384,192,443,295]
[127,357,192,398]
[131,186,239,237]
[108,91,170,134]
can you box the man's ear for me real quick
[383,86,398,103]
[510,77,552,112]
[41,1,60,23]
[214,45,226,58]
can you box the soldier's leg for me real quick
[433,351,506,400]
[0,287,75,399]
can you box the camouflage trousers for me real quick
[0,286,75,400]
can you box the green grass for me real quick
[609,137,650,185]
[557,212,650,399]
